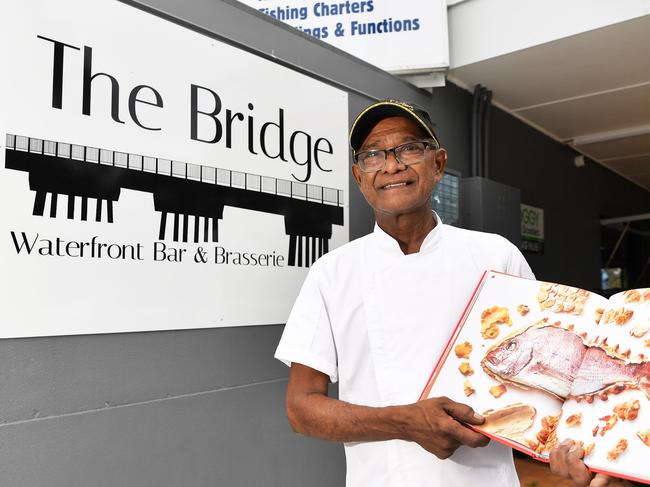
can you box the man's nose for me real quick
[382,151,405,174]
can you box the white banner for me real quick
[0,0,349,338]
[238,0,449,72]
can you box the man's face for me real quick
[351,116,447,217]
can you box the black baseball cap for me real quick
[349,99,440,153]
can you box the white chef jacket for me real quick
[275,213,535,487]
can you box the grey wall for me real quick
[3,2,649,486]
[0,328,341,487]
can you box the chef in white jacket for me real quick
[275,99,607,487]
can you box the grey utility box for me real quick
[461,177,521,247]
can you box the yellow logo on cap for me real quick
[385,99,414,111]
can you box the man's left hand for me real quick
[549,439,611,486]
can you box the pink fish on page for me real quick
[482,323,650,401]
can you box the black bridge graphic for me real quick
[4,134,344,267]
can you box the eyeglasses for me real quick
[353,140,438,173]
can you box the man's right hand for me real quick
[403,396,490,459]
[286,363,489,459]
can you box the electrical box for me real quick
[461,177,521,247]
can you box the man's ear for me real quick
[351,163,362,187]
[434,148,448,179]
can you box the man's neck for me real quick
[375,210,437,255]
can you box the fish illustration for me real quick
[481,322,650,401]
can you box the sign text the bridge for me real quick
[38,35,335,183]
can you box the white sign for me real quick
[521,204,544,254]
[0,0,349,338]
[238,0,449,72]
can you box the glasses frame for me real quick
[353,140,439,173]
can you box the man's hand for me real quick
[403,397,490,459]
[549,440,611,486]
[286,363,489,459]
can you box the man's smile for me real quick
[379,180,414,190]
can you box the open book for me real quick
[420,271,650,484]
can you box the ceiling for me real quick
[447,14,650,194]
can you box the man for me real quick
[275,100,605,486]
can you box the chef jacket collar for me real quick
[372,211,444,257]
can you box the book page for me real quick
[555,288,650,483]
[423,271,609,458]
